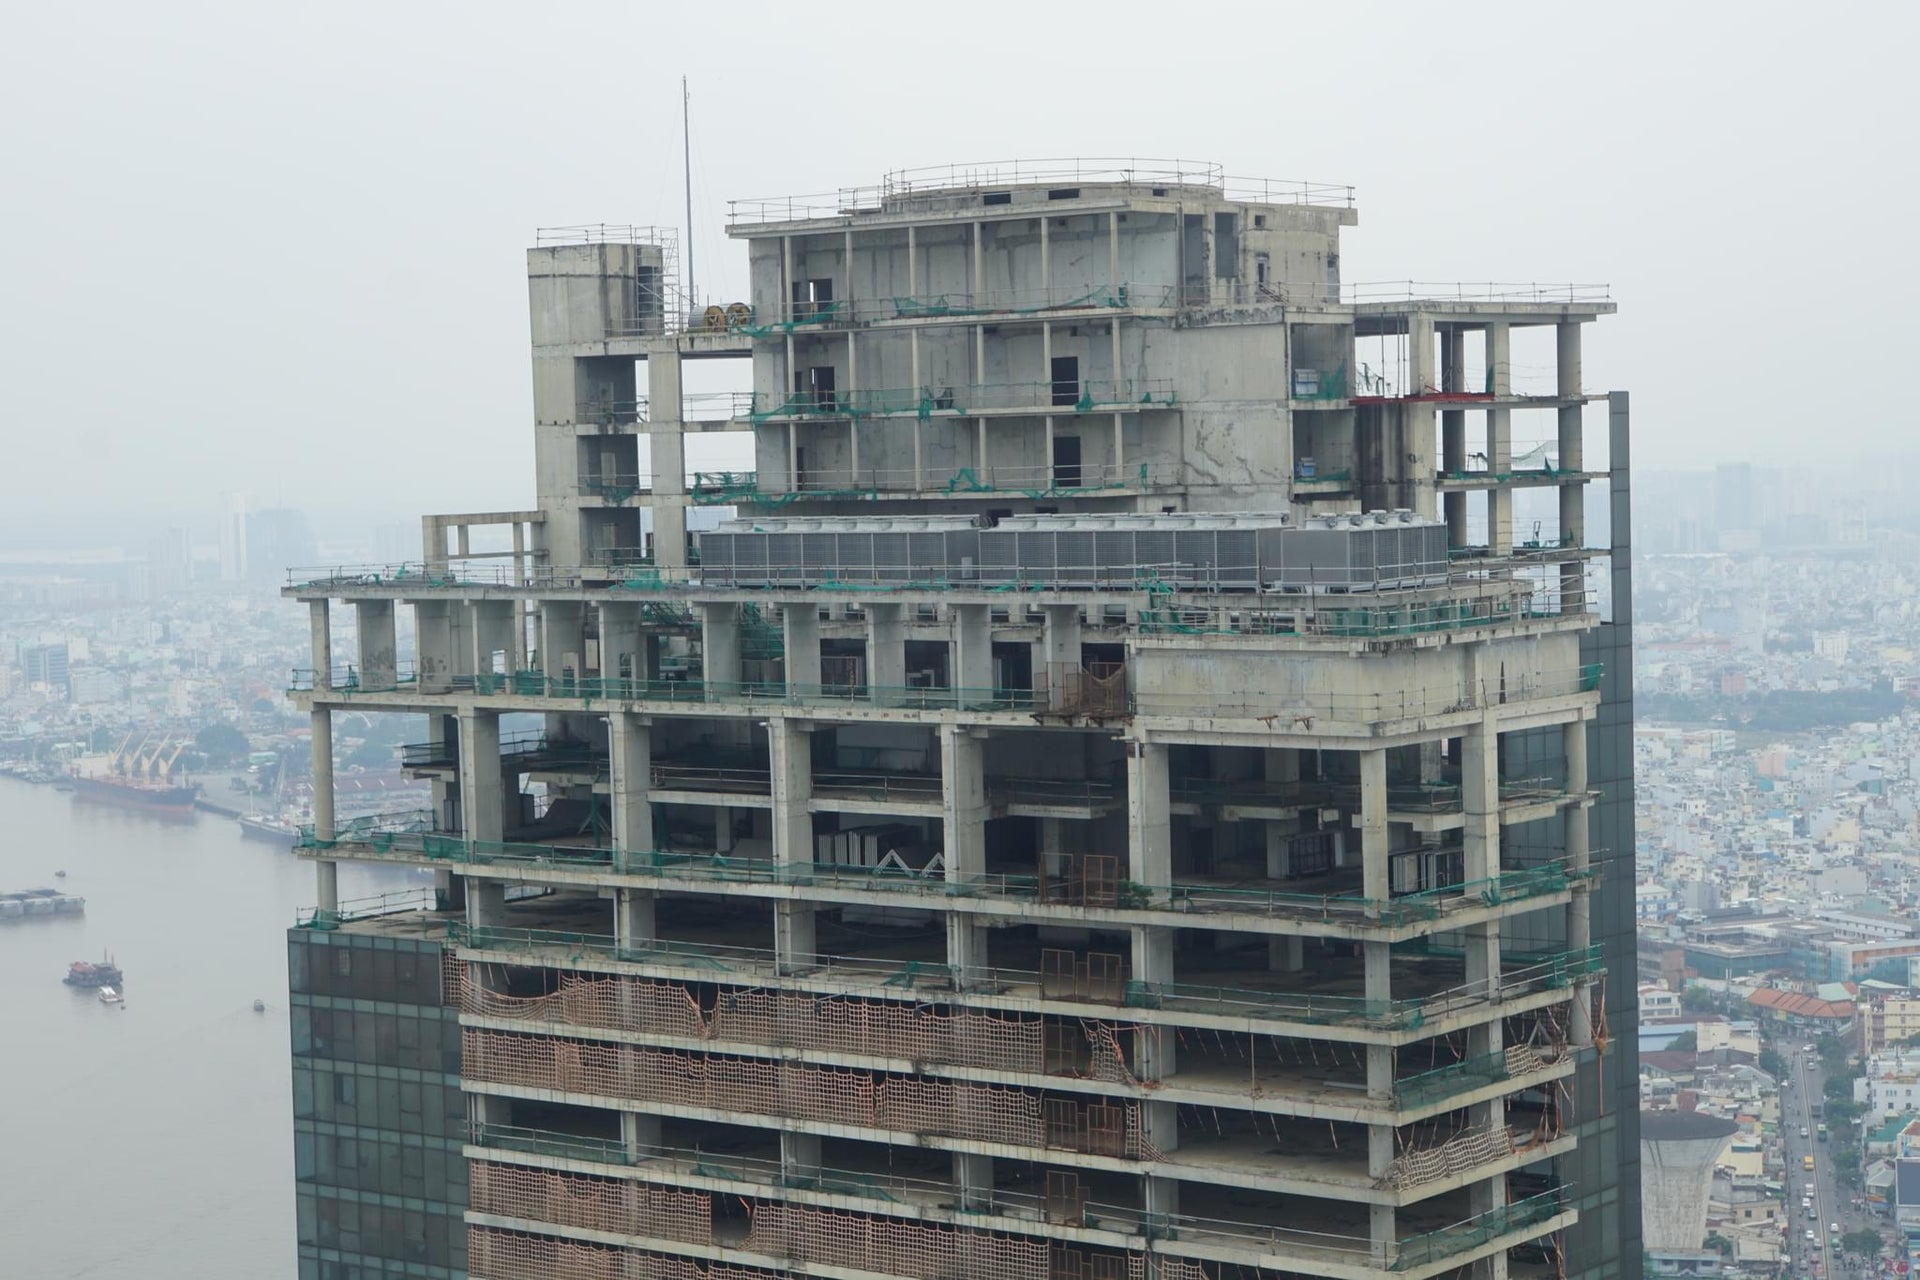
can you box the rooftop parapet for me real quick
[728,157,1354,229]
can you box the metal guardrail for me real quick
[442,922,1596,1033]
[295,887,437,929]
[749,378,1177,421]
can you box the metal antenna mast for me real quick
[682,76,696,319]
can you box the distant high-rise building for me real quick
[245,508,318,585]
[146,525,194,596]
[22,643,70,694]
[220,493,249,582]
[1714,462,1755,547]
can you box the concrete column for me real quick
[782,604,820,691]
[540,601,586,686]
[309,706,341,921]
[468,879,507,928]
[355,599,396,690]
[940,727,987,881]
[1486,322,1513,556]
[609,713,653,853]
[951,603,992,698]
[865,602,906,696]
[1461,717,1503,1006]
[310,708,336,841]
[1405,312,1437,519]
[615,887,656,950]
[1143,1175,1180,1231]
[780,1132,821,1182]
[700,603,741,695]
[953,1152,994,1211]
[1132,926,1176,1082]
[457,709,504,844]
[598,602,643,694]
[1441,326,1468,549]
[1038,603,1081,708]
[469,600,514,684]
[1557,321,1587,611]
[622,1112,662,1161]
[946,911,990,985]
[1565,716,1594,1048]
[715,806,736,853]
[308,600,332,690]
[647,349,690,572]
[770,718,816,970]
[421,516,446,573]
[314,857,339,913]
[1359,748,1388,907]
[413,599,453,693]
[1126,741,1171,888]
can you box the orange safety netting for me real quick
[463,1029,1151,1157]
[457,967,1052,1071]
[745,1200,1050,1280]
[471,1162,712,1246]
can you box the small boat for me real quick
[252,999,267,1013]
[64,954,123,988]
[53,870,66,879]
[98,985,124,1005]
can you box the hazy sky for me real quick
[2,2,1913,545]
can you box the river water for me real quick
[0,778,413,1278]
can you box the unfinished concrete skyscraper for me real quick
[288,160,1638,1280]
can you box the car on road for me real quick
[1806,1228,1817,1241]
[1801,1126,1811,1137]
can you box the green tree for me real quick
[194,723,250,765]
[1832,1146,1862,1187]
[1759,1047,1787,1079]
[1681,986,1715,1012]
[1842,1227,1883,1255]
[1826,1097,1867,1127]
[1702,1232,1734,1256]
[1665,1032,1699,1052]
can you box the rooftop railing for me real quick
[1341,281,1612,306]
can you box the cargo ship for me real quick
[70,732,200,816]
[0,888,85,921]
[70,773,199,815]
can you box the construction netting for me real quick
[1377,1120,1516,1191]
[472,1162,711,1246]
[745,1200,1049,1280]
[468,1225,1207,1280]
[457,968,1070,1074]
[463,1029,1152,1157]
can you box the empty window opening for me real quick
[1051,356,1081,407]
[796,365,836,410]
[1214,212,1239,279]
[983,191,1012,206]
[1053,435,1082,489]
[790,277,834,318]
[1048,188,1081,201]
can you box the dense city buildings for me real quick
[284,161,1638,1280]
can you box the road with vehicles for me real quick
[1780,1043,1881,1280]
